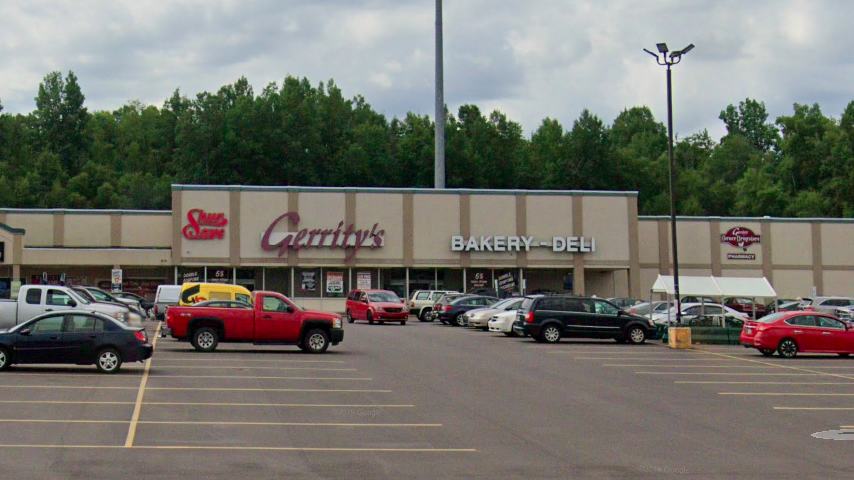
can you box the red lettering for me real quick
[182,209,228,240]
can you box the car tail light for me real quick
[443,304,452,312]
[134,330,147,343]
[525,311,535,323]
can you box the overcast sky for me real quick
[1,0,852,139]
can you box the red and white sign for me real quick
[721,226,761,251]
[261,212,385,261]
[182,209,228,240]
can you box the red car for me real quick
[724,297,767,317]
[740,311,854,358]
[345,289,408,325]
[165,290,343,353]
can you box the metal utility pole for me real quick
[643,42,694,325]
[434,0,445,189]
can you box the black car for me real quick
[436,295,499,327]
[0,311,153,373]
[513,295,657,344]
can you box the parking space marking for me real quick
[0,419,128,424]
[143,402,414,408]
[575,357,744,361]
[138,421,442,427]
[0,444,478,452]
[0,400,134,405]
[148,375,372,381]
[689,349,854,381]
[675,381,854,385]
[124,322,161,448]
[145,387,391,393]
[151,358,346,364]
[606,364,783,368]
[0,385,138,390]
[773,407,854,411]
[636,371,824,376]
[0,372,142,378]
[153,365,357,371]
[720,392,854,397]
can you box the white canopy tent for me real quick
[650,275,777,322]
[651,275,777,299]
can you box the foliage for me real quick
[1,71,852,218]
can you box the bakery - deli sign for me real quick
[262,212,385,260]
[451,235,596,253]
[721,226,761,261]
[182,209,228,240]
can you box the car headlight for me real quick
[333,317,342,329]
[113,311,127,321]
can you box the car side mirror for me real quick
[286,305,294,313]
[19,328,31,336]
[68,300,77,308]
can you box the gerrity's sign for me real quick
[262,212,385,260]
[721,226,761,251]
[451,235,595,253]
[182,209,228,240]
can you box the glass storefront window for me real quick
[524,269,573,295]
[408,268,435,296]
[178,267,203,284]
[295,268,321,298]
[495,269,520,298]
[353,269,377,290]
[236,268,262,292]
[264,268,291,297]
[322,269,348,298]
[207,266,231,284]
[438,269,463,293]
[466,268,492,295]
[380,268,406,298]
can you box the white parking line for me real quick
[636,372,823,376]
[152,358,346,364]
[720,392,854,397]
[0,400,134,405]
[143,402,414,408]
[153,365,357,371]
[148,375,371,381]
[607,364,782,368]
[145,387,391,393]
[675,381,854,385]
[0,419,442,427]
[125,322,161,448]
[0,385,137,390]
[0,444,478,452]
[575,357,743,361]
[773,407,854,411]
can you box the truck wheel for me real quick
[191,327,219,352]
[303,329,330,354]
[95,348,123,374]
[346,310,355,324]
[0,347,10,371]
[419,309,432,322]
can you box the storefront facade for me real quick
[1,185,853,311]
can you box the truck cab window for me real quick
[47,289,73,306]
[262,296,288,312]
[25,288,42,305]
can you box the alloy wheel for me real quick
[99,352,119,371]
[629,327,646,344]
[308,333,327,351]
[0,350,7,369]
[543,326,561,343]
[778,339,798,358]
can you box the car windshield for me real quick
[490,298,515,309]
[67,289,91,305]
[90,289,117,302]
[368,292,400,303]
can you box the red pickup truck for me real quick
[165,291,344,353]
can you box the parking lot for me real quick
[0,319,852,479]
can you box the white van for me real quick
[153,285,182,320]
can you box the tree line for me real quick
[1,71,852,217]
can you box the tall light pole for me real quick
[434,0,445,189]
[643,42,694,325]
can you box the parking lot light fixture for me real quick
[644,42,694,325]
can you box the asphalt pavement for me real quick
[0,319,852,479]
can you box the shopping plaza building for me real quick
[1,185,853,310]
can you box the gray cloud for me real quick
[1,0,852,139]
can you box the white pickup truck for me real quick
[0,285,133,329]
